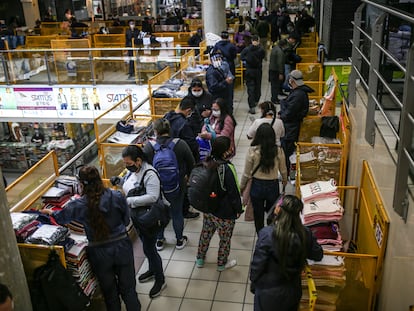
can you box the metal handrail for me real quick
[363,0,414,24]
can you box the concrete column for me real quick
[202,0,226,39]
[0,168,33,311]
[20,0,41,28]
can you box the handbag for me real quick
[243,164,261,221]
[128,169,171,236]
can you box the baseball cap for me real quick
[289,70,304,86]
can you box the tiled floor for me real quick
[134,57,296,311]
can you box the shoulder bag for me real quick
[128,169,171,236]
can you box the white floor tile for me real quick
[211,301,244,311]
[230,235,255,250]
[161,277,189,298]
[233,222,256,237]
[243,303,254,311]
[218,265,249,284]
[164,260,195,278]
[191,263,221,281]
[184,279,217,300]
[170,246,198,262]
[214,282,246,303]
[180,298,212,311]
[228,249,253,266]
[147,296,181,311]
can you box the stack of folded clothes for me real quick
[152,78,185,98]
[300,179,347,310]
[302,255,346,311]
[11,212,40,242]
[26,224,69,245]
[300,179,343,249]
[66,233,98,297]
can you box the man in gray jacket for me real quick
[268,39,288,105]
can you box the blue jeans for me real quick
[250,178,280,233]
[158,191,184,241]
[87,238,141,311]
[140,232,164,282]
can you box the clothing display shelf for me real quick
[6,150,98,298]
[297,162,389,311]
[93,94,152,179]
[295,101,351,200]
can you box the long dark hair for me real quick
[251,123,277,173]
[272,195,307,278]
[213,98,237,130]
[78,166,109,241]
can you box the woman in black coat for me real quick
[250,195,323,311]
[187,78,214,136]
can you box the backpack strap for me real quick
[138,168,159,188]
[167,137,180,150]
[151,137,179,152]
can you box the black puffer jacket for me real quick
[279,85,314,141]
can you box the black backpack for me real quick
[188,162,225,213]
[31,250,90,311]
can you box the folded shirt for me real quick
[300,179,338,202]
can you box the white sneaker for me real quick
[217,259,237,272]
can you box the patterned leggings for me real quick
[197,213,236,266]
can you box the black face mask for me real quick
[126,164,138,172]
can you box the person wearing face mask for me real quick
[125,20,139,80]
[163,96,199,162]
[241,35,266,114]
[195,136,243,271]
[206,52,235,114]
[42,166,141,310]
[164,96,201,219]
[143,118,195,251]
[199,98,237,158]
[187,78,214,136]
[119,145,168,298]
[279,69,314,172]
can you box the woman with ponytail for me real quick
[42,165,140,311]
[246,101,285,146]
[240,123,288,233]
[250,195,323,311]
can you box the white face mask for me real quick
[212,110,221,117]
[191,90,203,97]
[129,24,135,29]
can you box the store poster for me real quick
[0,87,17,109]
[13,87,55,110]
[0,85,146,121]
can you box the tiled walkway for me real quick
[135,58,295,311]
